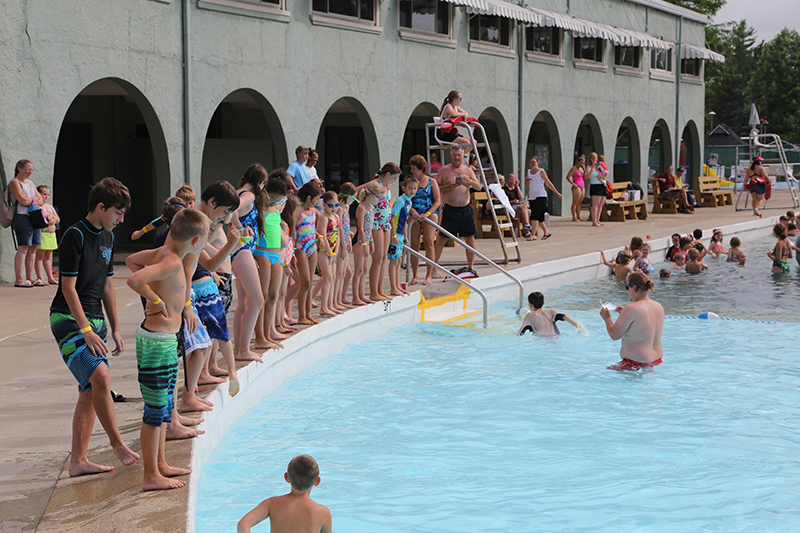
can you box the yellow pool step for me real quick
[418,285,481,323]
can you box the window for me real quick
[399,0,449,34]
[313,0,375,22]
[614,45,641,69]
[526,26,560,56]
[651,48,673,72]
[469,15,510,46]
[573,37,604,63]
[681,58,701,77]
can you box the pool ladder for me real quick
[405,218,526,328]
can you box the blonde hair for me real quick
[175,184,196,204]
[356,181,387,203]
[170,208,210,242]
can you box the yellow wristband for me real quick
[184,300,192,307]
[81,325,92,333]
[140,226,149,233]
[151,297,161,305]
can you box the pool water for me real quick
[196,235,800,531]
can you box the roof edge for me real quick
[624,0,712,24]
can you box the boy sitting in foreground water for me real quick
[518,291,579,339]
[126,209,211,491]
[238,454,332,533]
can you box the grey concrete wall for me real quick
[0,0,710,282]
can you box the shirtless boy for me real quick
[126,209,211,491]
[685,248,708,273]
[238,454,332,533]
[50,178,139,477]
[599,250,633,280]
[601,272,664,371]
[434,145,482,270]
[518,291,579,339]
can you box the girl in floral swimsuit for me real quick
[294,181,322,325]
[352,181,385,306]
[360,163,401,301]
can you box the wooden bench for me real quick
[695,176,733,208]
[600,181,648,222]
[470,191,521,238]
[651,180,679,214]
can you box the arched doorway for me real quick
[680,120,701,182]
[400,102,439,174]
[525,111,563,215]
[53,78,170,246]
[315,97,379,190]
[648,119,672,175]
[574,114,604,163]
[475,108,512,180]
[201,89,287,192]
[614,117,641,185]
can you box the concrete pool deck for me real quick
[0,194,787,532]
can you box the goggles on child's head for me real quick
[267,194,287,205]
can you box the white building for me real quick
[0,0,722,281]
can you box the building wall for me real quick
[0,0,710,282]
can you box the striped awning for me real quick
[524,6,672,50]
[682,43,725,62]
[462,0,543,24]
[441,0,493,15]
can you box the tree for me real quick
[663,0,726,17]
[705,21,759,136]
[748,29,800,144]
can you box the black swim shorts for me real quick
[441,204,477,238]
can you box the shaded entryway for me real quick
[475,107,512,179]
[201,89,287,192]
[525,111,563,215]
[680,120,701,182]
[400,102,439,174]
[613,117,641,185]
[648,119,672,175]
[53,78,170,246]
[574,114,604,163]
[315,97,379,190]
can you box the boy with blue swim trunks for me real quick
[126,208,211,491]
[49,177,140,477]
[388,176,418,296]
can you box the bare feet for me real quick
[390,291,404,296]
[284,315,297,325]
[272,332,289,341]
[208,364,229,377]
[180,396,214,413]
[254,340,282,351]
[142,474,187,491]
[320,307,338,317]
[410,277,418,285]
[177,413,204,426]
[423,277,432,285]
[69,460,114,477]
[160,464,192,477]
[235,350,264,363]
[229,377,240,397]
[112,442,140,466]
[198,373,226,386]
[277,325,297,333]
[166,422,205,440]
[297,317,316,325]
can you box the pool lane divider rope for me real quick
[666,313,778,324]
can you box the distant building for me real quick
[0,0,722,281]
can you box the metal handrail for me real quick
[404,246,488,328]
[415,217,524,311]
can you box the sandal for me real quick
[542,234,552,240]
[33,279,47,287]
[14,280,32,288]
[526,235,536,241]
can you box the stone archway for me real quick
[53,77,170,246]
[526,111,563,215]
[614,117,641,185]
[681,120,702,181]
[400,102,439,175]
[475,107,513,180]
[648,119,672,176]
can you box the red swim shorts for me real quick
[607,358,663,371]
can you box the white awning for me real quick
[524,6,672,50]
[466,0,543,24]
[682,43,725,62]
[441,0,493,15]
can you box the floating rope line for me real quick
[666,314,779,324]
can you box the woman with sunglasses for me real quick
[438,90,473,151]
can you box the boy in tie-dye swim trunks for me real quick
[126,209,210,491]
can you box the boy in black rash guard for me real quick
[49,177,140,477]
[518,291,579,339]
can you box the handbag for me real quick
[28,204,48,229]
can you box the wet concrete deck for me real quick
[0,194,786,532]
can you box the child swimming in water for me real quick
[600,250,633,280]
[727,236,743,262]
[685,248,708,273]
[671,251,686,269]
[708,229,726,258]
[767,223,791,273]
[518,291,579,339]
[633,243,652,274]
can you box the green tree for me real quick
[705,21,759,136]
[663,0,726,17]
[748,29,800,143]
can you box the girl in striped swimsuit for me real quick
[294,181,322,325]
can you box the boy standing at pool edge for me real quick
[126,209,211,491]
[238,454,332,533]
[49,177,139,476]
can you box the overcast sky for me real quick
[713,0,800,42]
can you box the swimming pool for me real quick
[195,233,800,531]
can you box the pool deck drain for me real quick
[0,195,787,532]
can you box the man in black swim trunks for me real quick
[434,146,482,269]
